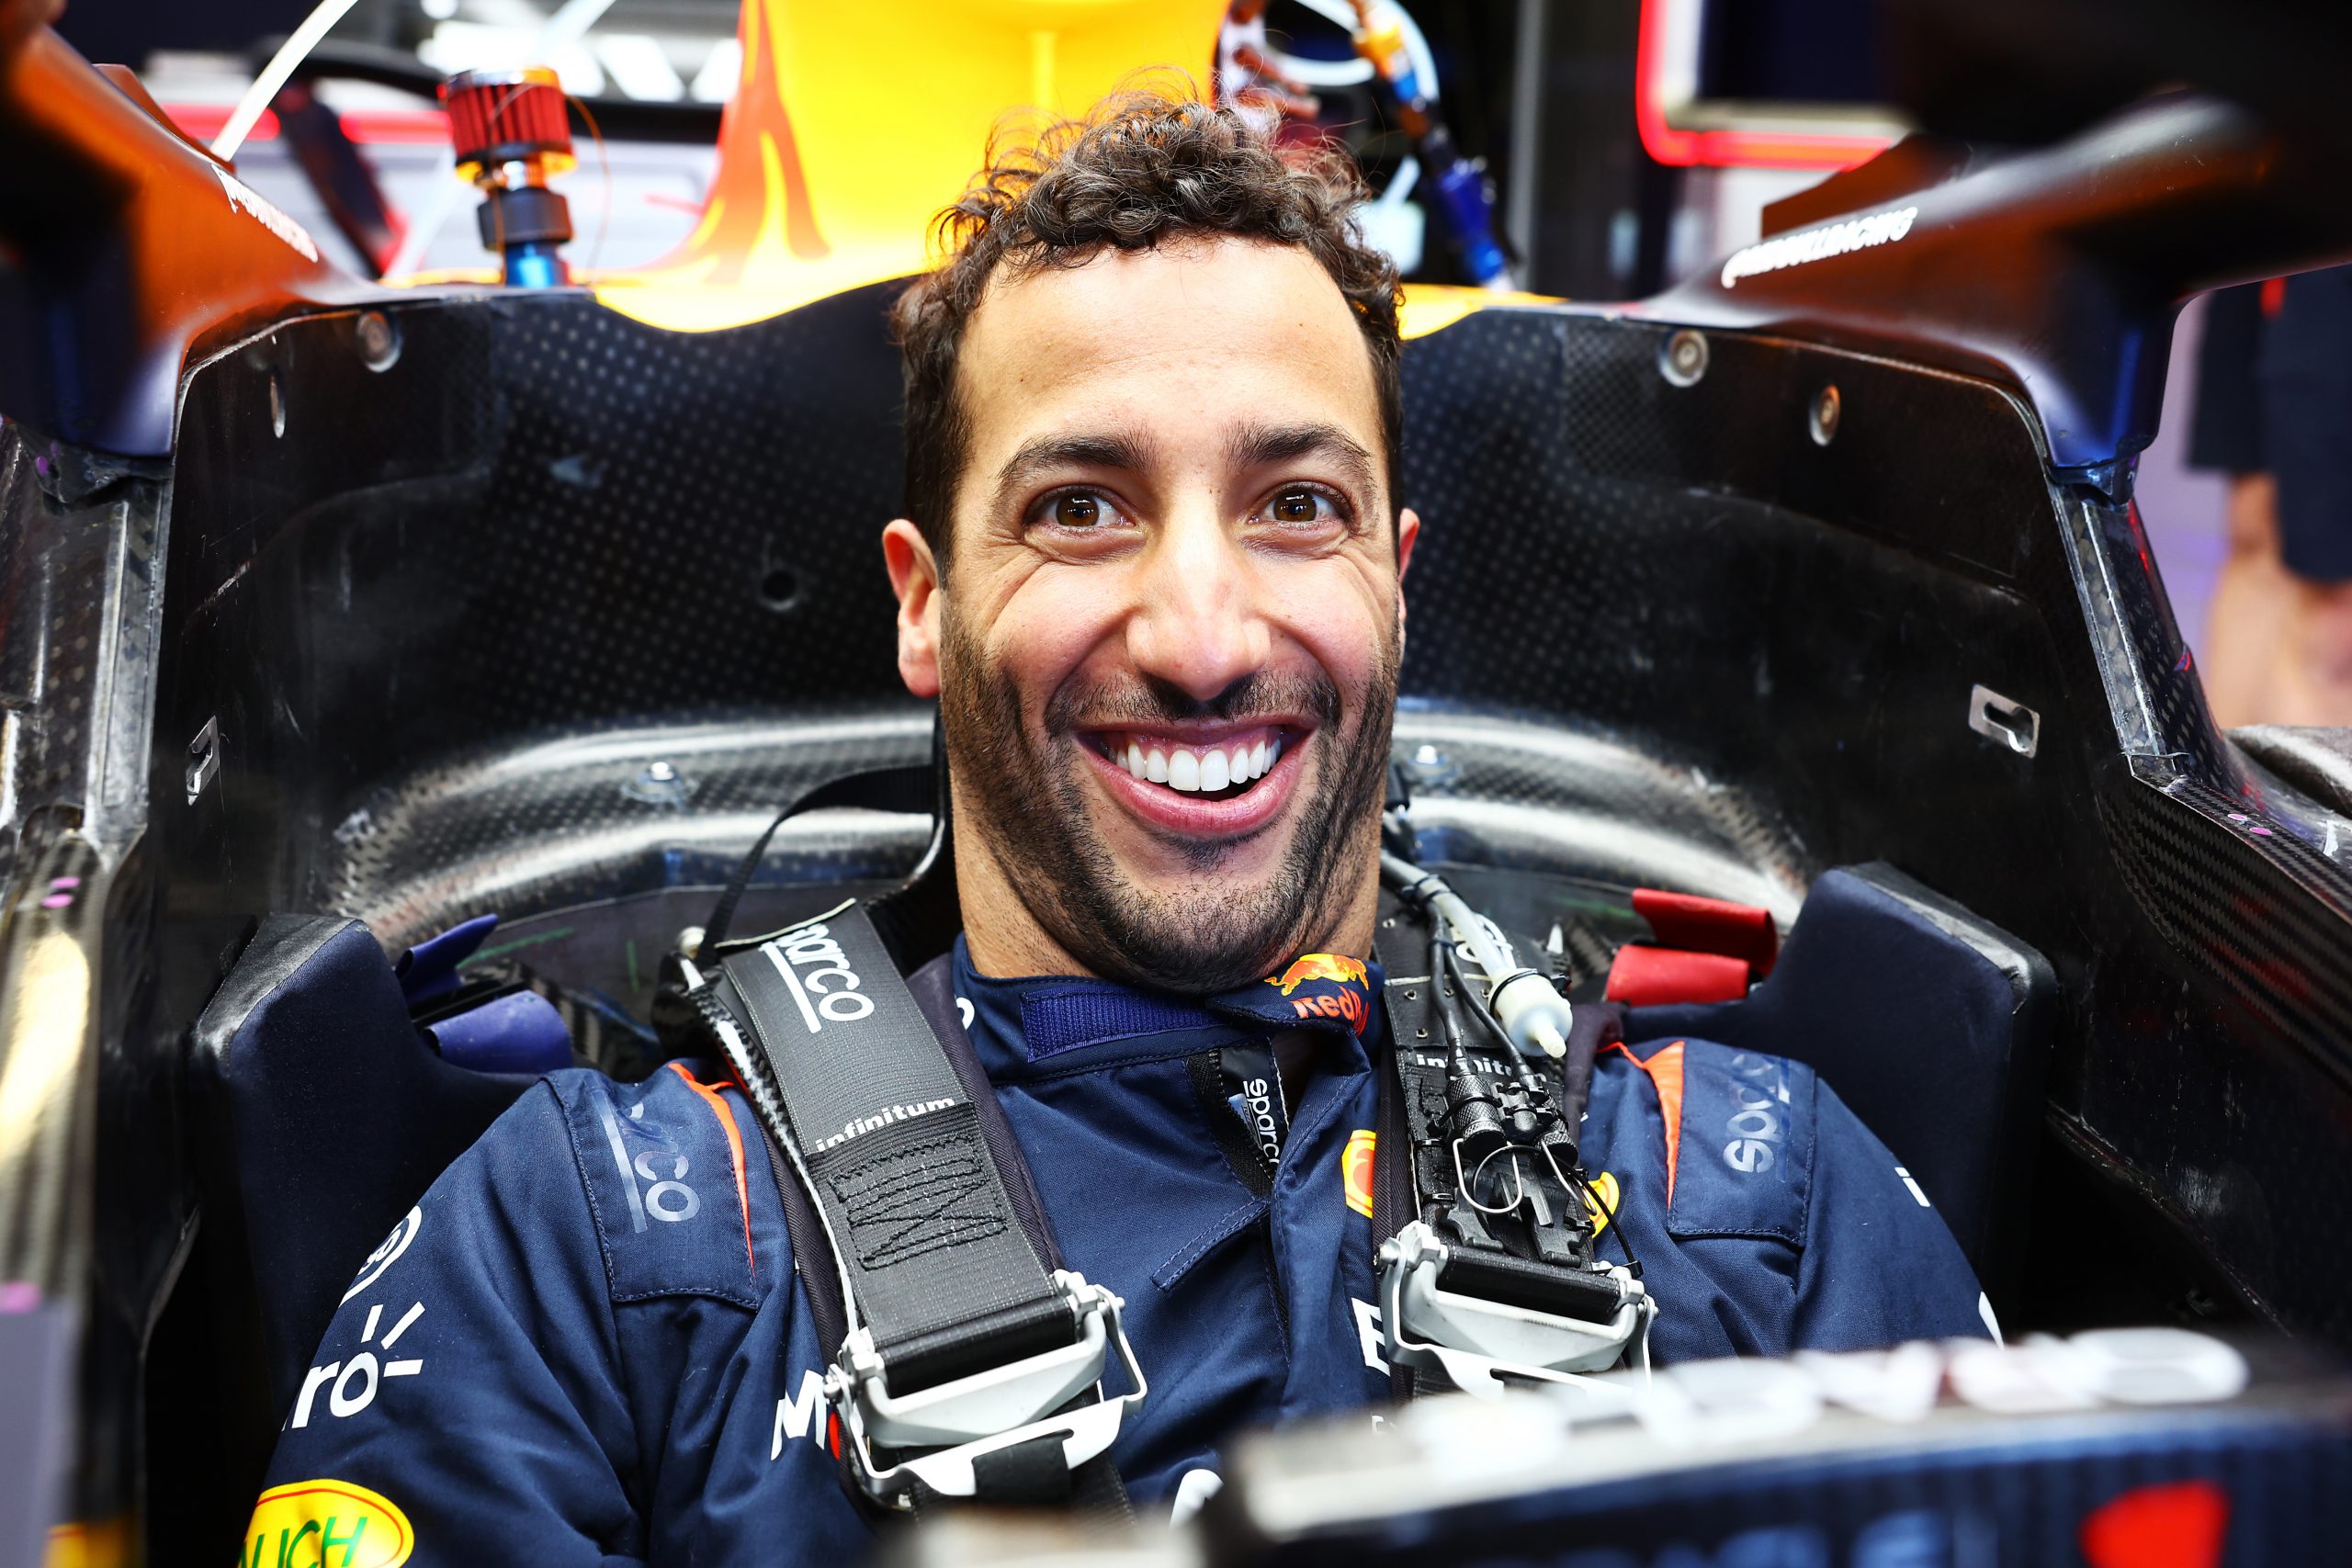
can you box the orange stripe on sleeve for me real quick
[667,1061,755,1277]
[1606,1040,1686,1205]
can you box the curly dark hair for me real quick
[892,90,1404,566]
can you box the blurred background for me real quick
[49,0,2350,728]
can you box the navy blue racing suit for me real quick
[248,937,1991,1564]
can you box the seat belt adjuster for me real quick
[828,1269,1148,1508]
[1377,1221,1654,1398]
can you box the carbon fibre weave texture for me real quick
[148,289,2352,1345]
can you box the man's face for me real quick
[884,236,1418,991]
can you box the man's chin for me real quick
[1017,784,1304,987]
[1064,905,1300,994]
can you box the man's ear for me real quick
[1395,506,1421,640]
[882,518,943,699]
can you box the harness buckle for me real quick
[826,1269,1149,1508]
[1378,1221,1653,1399]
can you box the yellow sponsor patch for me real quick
[240,1479,413,1568]
[1343,1129,1376,1218]
[1584,1170,1621,1237]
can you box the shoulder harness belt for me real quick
[681,899,1142,1519]
[1369,890,1657,1398]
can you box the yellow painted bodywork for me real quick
[1396,284,1560,340]
[592,0,1230,332]
[397,1,1560,339]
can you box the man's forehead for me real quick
[956,237,1382,464]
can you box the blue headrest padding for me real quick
[395,911,499,1005]
[195,915,544,1416]
[1625,866,2049,1295]
[428,987,575,1075]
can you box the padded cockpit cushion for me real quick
[1623,864,2052,1298]
[193,914,542,1414]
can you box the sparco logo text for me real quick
[764,922,875,1028]
[1239,1077,1280,1163]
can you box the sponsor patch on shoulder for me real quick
[243,1478,413,1568]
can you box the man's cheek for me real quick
[992,592,1116,686]
[1268,564,1398,657]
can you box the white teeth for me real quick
[1122,735,1283,794]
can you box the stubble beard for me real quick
[938,607,1399,994]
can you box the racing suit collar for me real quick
[950,934,1383,1086]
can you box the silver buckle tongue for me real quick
[1377,1221,1654,1400]
[826,1269,1149,1507]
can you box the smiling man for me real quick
[250,94,1991,1564]
[885,119,1409,1000]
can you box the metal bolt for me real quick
[1809,384,1841,446]
[356,310,401,372]
[1660,328,1709,388]
[623,759,696,806]
[1401,742,1460,791]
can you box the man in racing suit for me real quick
[249,92,1992,1564]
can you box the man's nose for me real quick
[1125,512,1272,702]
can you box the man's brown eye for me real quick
[1272,490,1319,523]
[1054,493,1102,527]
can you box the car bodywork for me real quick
[6,6,2352,1558]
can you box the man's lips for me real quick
[1074,721,1308,837]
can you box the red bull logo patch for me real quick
[1264,953,1371,1033]
[1266,953,1369,995]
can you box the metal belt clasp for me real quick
[826,1269,1148,1506]
[1378,1221,1653,1399]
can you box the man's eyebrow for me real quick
[1227,422,1379,497]
[990,431,1158,513]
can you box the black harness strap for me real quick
[1370,897,1632,1390]
[704,903,1130,1520]
[903,957,1066,1275]
[1371,906,1435,1400]
[718,911,1068,1384]
[1371,1038,1419,1404]
[701,763,936,954]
